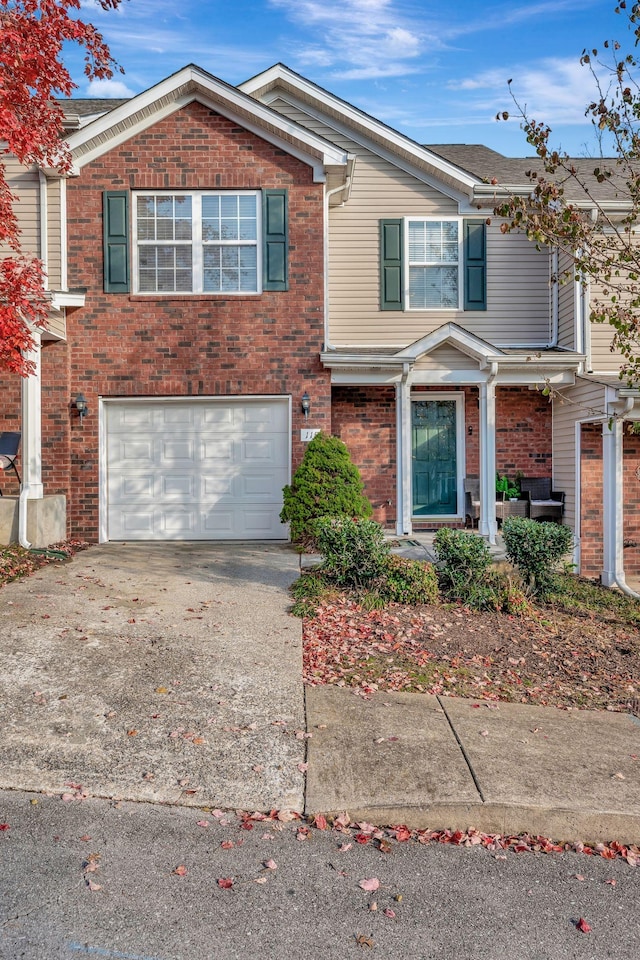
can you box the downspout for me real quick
[323,174,352,350]
[549,247,559,348]
[479,362,499,543]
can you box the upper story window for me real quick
[380,217,486,312]
[407,219,460,310]
[134,191,260,294]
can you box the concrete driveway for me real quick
[0,542,305,812]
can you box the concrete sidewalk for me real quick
[305,686,640,843]
[0,542,305,812]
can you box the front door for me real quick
[412,399,458,516]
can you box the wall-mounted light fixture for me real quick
[301,392,311,420]
[75,393,89,422]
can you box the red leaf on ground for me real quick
[359,878,380,891]
[354,834,371,845]
[314,814,328,830]
[173,865,187,877]
[0,824,9,831]
[220,841,235,849]
[576,918,592,933]
[217,877,234,889]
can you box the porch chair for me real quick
[0,431,21,495]
[464,479,480,528]
[519,476,564,522]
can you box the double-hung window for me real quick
[135,191,260,294]
[407,219,461,310]
[379,217,486,312]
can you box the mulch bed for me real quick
[303,596,640,711]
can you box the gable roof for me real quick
[60,65,351,193]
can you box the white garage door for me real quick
[105,398,290,540]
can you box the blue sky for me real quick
[70,0,633,156]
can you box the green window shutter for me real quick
[103,191,129,293]
[262,189,288,291]
[464,219,486,311]
[380,219,403,310]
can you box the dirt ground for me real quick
[303,596,640,712]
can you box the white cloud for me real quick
[82,78,137,98]
[270,0,428,79]
[448,58,600,126]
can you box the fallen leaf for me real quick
[86,879,101,892]
[126,729,138,737]
[263,859,278,870]
[605,878,617,886]
[338,842,352,852]
[78,835,91,842]
[173,865,188,877]
[155,687,169,694]
[314,814,328,830]
[575,874,585,881]
[355,934,374,948]
[217,877,233,889]
[576,917,592,933]
[220,841,235,850]
[383,908,396,919]
[254,876,268,884]
[196,820,210,828]
[359,878,380,892]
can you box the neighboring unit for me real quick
[1,63,638,589]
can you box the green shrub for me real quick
[289,569,334,618]
[502,516,573,598]
[380,555,439,605]
[280,433,372,544]
[315,516,389,588]
[433,528,492,597]
[484,569,533,616]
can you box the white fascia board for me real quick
[321,352,407,368]
[396,323,504,364]
[330,370,403,385]
[259,90,474,208]
[50,290,86,309]
[67,67,348,177]
[242,66,478,194]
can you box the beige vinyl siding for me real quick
[556,249,576,350]
[267,98,552,349]
[1,152,40,261]
[44,312,66,340]
[552,377,606,532]
[46,177,62,290]
[414,345,478,372]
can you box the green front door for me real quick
[412,400,458,516]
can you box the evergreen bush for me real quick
[280,433,372,544]
[315,516,388,588]
[433,528,492,598]
[502,517,573,598]
[380,555,439,605]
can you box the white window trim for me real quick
[132,189,262,295]
[404,216,462,311]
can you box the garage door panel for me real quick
[201,439,234,462]
[106,399,290,541]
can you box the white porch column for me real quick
[601,418,624,587]
[20,330,44,499]
[478,370,498,543]
[395,366,412,535]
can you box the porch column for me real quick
[601,418,624,587]
[478,372,497,542]
[21,330,44,499]
[395,367,412,536]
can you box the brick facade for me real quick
[331,385,552,530]
[580,423,640,579]
[8,103,330,540]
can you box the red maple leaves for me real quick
[0,1,122,374]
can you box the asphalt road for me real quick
[1,790,639,960]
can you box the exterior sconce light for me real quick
[75,393,89,421]
[301,392,311,419]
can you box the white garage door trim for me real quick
[99,396,291,542]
